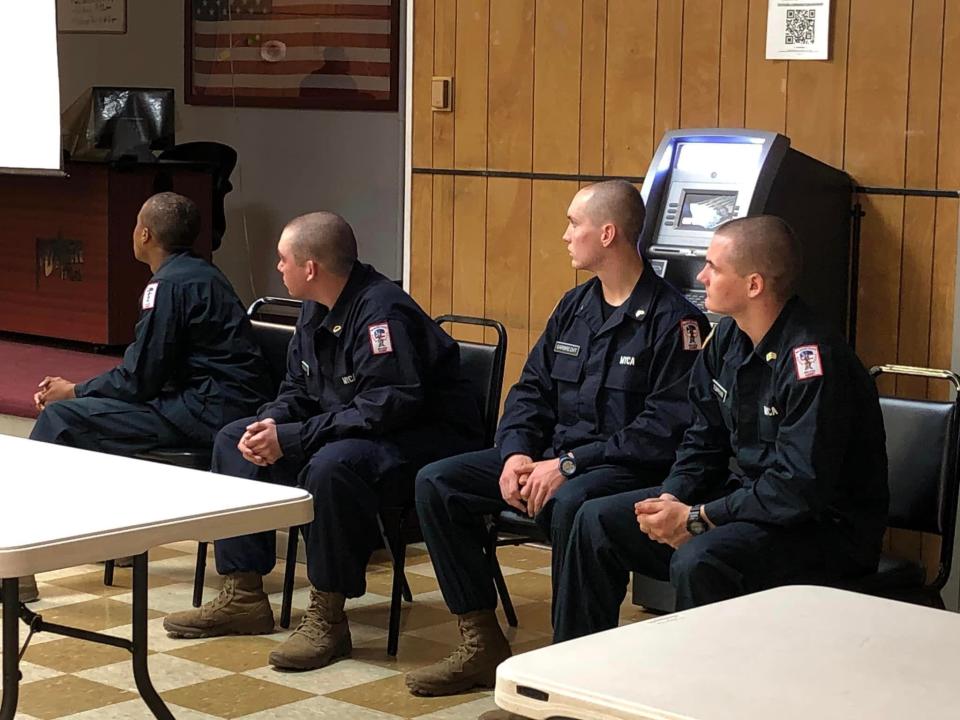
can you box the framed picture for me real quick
[184,0,400,111]
[57,0,127,34]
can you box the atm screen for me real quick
[676,190,738,231]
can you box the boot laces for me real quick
[292,592,334,643]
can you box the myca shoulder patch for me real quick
[680,319,702,351]
[142,282,159,310]
[792,344,824,380]
[368,322,394,355]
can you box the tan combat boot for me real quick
[1,576,39,603]
[268,588,352,670]
[405,609,512,696]
[163,571,274,638]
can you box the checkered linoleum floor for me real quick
[3,542,653,719]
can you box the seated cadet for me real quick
[162,211,484,671]
[30,191,273,453]
[553,215,888,642]
[21,192,272,602]
[405,180,709,697]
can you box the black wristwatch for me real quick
[686,505,708,536]
[558,452,577,479]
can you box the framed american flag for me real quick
[185,0,400,111]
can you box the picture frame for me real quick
[184,0,400,112]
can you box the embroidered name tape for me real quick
[680,319,702,351]
[142,282,159,310]
[341,374,356,385]
[793,344,823,380]
[554,341,581,357]
[368,322,393,355]
[619,355,635,366]
[763,405,779,417]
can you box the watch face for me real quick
[689,519,707,535]
[559,457,576,476]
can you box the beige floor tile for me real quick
[75,653,232,693]
[0,661,62,688]
[161,673,314,719]
[44,569,179,599]
[103,617,211,652]
[244,658,399,694]
[351,635,456,673]
[56,699,220,719]
[408,618,550,649]
[27,589,103,613]
[23,637,138,674]
[239,695,402,719]
[165,636,282,672]
[412,695,499,719]
[492,545,552,572]
[268,587,391,615]
[32,598,162,632]
[498,573,552,603]
[404,562,524,580]
[349,600,454,634]
[327,673,486,718]
[364,567,441,597]
[34,566,103,582]
[18,675,136,720]
[109,582,205,614]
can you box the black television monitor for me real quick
[91,87,175,160]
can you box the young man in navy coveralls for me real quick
[163,212,483,671]
[406,180,709,696]
[23,192,272,602]
[553,215,888,642]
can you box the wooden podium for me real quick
[0,161,214,346]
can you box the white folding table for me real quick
[0,434,312,720]
[496,584,960,719]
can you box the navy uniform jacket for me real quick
[75,252,274,442]
[661,297,889,564]
[257,263,483,464]
[495,268,710,474]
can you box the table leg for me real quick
[130,554,174,720]
[0,579,21,720]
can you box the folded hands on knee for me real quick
[238,418,283,466]
[34,376,76,411]
[635,494,693,549]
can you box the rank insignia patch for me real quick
[142,282,159,310]
[680,319,702,350]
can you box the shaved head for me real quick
[715,215,802,301]
[283,211,358,276]
[580,179,646,246]
[140,192,200,253]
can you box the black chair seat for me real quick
[839,554,926,595]
[135,447,212,471]
[495,510,547,542]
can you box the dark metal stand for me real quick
[1,554,174,719]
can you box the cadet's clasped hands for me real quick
[238,418,284,466]
[33,376,76,411]
[498,453,565,518]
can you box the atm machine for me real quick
[632,129,855,614]
[638,128,854,338]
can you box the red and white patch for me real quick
[368,322,394,355]
[141,282,159,310]
[793,344,824,380]
[680,319,702,351]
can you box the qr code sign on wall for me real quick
[785,8,816,45]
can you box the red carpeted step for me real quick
[0,339,121,419]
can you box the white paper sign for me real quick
[766,0,830,60]
[57,0,126,34]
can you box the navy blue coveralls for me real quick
[30,252,273,454]
[554,297,889,641]
[415,268,709,619]
[213,263,483,597]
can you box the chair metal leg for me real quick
[387,534,407,657]
[377,513,413,602]
[485,522,518,628]
[280,527,299,629]
[103,559,115,587]
[192,543,208,608]
[0,579,21,720]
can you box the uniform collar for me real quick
[576,266,657,333]
[753,296,800,359]
[152,251,191,277]
[320,262,372,337]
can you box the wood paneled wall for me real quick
[410,0,960,565]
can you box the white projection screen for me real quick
[0,0,61,174]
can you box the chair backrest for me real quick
[247,296,301,392]
[873,364,960,588]
[435,315,508,447]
